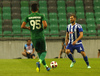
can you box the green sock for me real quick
[44,64,48,68]
[42,60,48,68]
[38,52,47,65]
[39,51,47,61]
[39,59,42,64]
[42,60,46,65]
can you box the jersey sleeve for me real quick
[23,16,28,23]
[67,26,69,32]
[31,44,34,48]
[77,25,83,32]
[42,14,46,21]
[24,45,26,50]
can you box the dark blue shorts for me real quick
[66,43,84,53]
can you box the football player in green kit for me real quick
[21,2,51,72]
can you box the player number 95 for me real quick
[30,20,41,30]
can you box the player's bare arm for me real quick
[72,32,83,45]
[64,45,66,50]
[32,48,35,54]
[65,32,69,45]
[25,49,30,54]
[21,22,30,30]
[24,49,26,52]
[24,48,30,54]
[42,20,47,29]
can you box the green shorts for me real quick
[32,38,46,52]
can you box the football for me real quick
[50,61,58,68]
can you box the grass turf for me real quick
[0,58,100,76]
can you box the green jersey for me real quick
[24,12,46,39]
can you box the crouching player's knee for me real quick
[22,52,26,56]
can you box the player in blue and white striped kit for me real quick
[65,14,91,68]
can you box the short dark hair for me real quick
[31,2,38,12]
[27,39,31,42]
[70,14,76,18]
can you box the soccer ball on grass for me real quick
[50,61,58,68]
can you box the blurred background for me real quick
[0,0,100,59]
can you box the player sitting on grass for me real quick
[21,2,51,72]
[65,14,91,68]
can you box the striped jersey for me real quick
[67,23,83,44]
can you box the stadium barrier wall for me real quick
[0,37,99,59]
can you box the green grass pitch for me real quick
[0,58,100,76]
